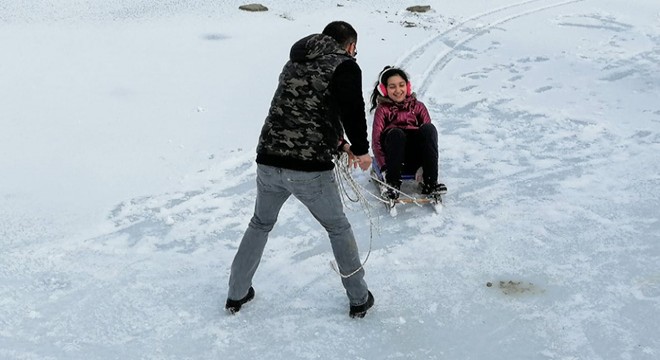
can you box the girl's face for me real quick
[385,74,408,103]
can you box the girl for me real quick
[370,66,447,200]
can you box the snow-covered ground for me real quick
[2,0,659,359]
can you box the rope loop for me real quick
[331,153,378,278]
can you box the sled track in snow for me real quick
[396,0,585,96]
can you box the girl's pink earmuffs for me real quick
[377,67,413,97]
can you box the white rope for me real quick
[329,154,428,277]
[330,153,380,278]
[367,174,425,207]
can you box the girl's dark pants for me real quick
[382,123,438,186]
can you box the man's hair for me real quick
[322,21,357,48]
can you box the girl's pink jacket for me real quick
[371,95,432,169]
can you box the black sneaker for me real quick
[421,182,447,195]
[349,291,374,318]
[385,182,401,200]
[225,287,255,314]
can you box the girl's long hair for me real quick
[369,66,410,112]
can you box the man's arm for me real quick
[330,60,369,156]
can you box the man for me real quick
[225,21,374,318]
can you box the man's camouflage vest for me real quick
[256,34,352,167]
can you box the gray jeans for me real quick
[227,164,369,306]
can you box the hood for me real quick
[289,33,348,62]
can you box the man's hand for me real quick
[342,143,359,169]
[354,154,372,171]
[342,143,371,171]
